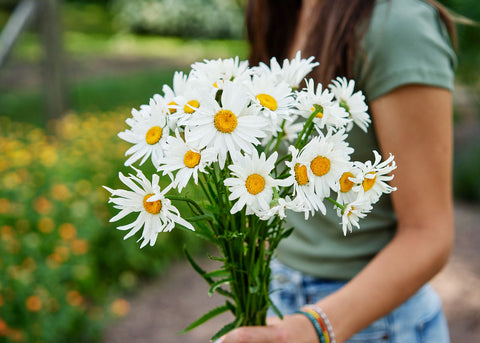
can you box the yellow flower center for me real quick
[213,81,219,88]
[214,109,238,133]
[143,194,162,214]
[184,100,200,114]
[362,172,377,192]
[294,163,309,186]
[339,172,355,193]
[346,206,354,217]
[256,93,278,111]
[168,101,177,114]
[145,126,163,145]
[310,156,331,177]
[311,104,324,118]
[183,150,201,168]
[245,174,265,195]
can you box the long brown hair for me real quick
[246,0,456,86]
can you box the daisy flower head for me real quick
[296,79,351,131]
[336,198,373,236]
[168,72,211,127]
[256,51,319,89]
[285,145,326,218]
[257,195,305,221]
[300,132,352,199]
[354,150,397,204]
[162,71,187,115]
[104,168,194,248]
[329,77,370,132]
[224,150,292,216]
[190,56,251,92]
[246,74,296,132]
[118,99,170,168]
[162,71,189,130]
[157,130,217,192]
[336,164,363,205]
[185,82,269,168]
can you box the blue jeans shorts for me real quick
[267,259,450,343]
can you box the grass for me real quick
[0,1,247,127]
[1,68,178,127]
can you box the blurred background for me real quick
[0,0,478,342]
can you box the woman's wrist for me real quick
[298,305,336,343]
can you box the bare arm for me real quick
[320,84,455,341]
[220,84,455,343]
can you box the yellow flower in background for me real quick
[71,239,89,255]
[33,197,52,215]
[38,217,55,234]
[25,296,42,312]
[59,223,76,241]
[66,290,84,307]
[110,298,130,317]
[51,183,71,201]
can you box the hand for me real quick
[217,314,318,343]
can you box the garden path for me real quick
[104,202,480,343]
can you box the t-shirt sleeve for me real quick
[355,0,457,101]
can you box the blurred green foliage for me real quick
[439,0,480,85]
[110,0,245,39]
[0,109,205,342]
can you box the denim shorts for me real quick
[267,259,450,343]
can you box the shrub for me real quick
[111,0,244,39]
[0,110,198,342]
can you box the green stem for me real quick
[166,195,205,215]
[326,196,345,211]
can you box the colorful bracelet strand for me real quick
[303,305,336,343]
[295,310,326,343]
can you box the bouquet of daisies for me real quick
[104,51,397,340]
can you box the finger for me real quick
[220,326,282,343]
[266,316,282,325]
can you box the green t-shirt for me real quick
[276,0,456,280]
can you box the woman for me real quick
[219,0,457,342]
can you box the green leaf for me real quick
[207,253,226,262]
[179,305,230,334]
[208,277,232,297]
[281,227,294,239]
[184,248,213,284]
[268,295,283,320]
[205,269,230,278]
[210,313,245,341]
[210,322,236,341]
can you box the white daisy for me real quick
[157,130,217,192]
[104,168,194,248]
[296,79,350,131]
[118,97,170,168]
[335,164,363,205]
[336,198,373,235]
[284,145,326,218]
[329,77,370,132]
[256,196,304,221]
[185,82,269,168]
[246,74,295,133]
[190,56,251,91]
[167,72,210,127]
[254,51,319,89]
[224,151,291,216]
[161,72,187,130]
[301,131,351,199]
[354,151,397,204]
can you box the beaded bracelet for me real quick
[295,310,326,343]
[303,305,336,343]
